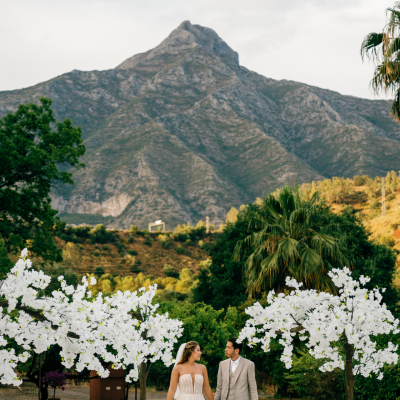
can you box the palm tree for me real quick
[234,186,347,297]
[361,2,400,121]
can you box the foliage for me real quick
[87,268,198,298]
[225,207,239,224]
[284,350,342,399]
[0,97,85,262]
[235,186,347,296]
[57,224,115,244]
[171,222,207,242]
[0,239,13,279]
[380,235,396,247]
[94,267,105,276]
[0,250,183,385]
[239,269,399,400]
[158,234,171,249]
[175,246,185,255]
[164,264,179,278]
[361,2,400,121]
[42,371,70,398]
[193,204,258,310]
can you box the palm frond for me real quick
[361,32,384,61]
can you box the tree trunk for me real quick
[139,362,149,400]
[344,341,355,400]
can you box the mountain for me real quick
[1,21,400,229]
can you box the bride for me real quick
[166,341,214,400]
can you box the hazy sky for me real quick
[0,0,393,99]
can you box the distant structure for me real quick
[149,220,165,232]
[382,177,386,217]
[206,216,210,234]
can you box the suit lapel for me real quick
[225,359,230,384]
[234,358,245,384]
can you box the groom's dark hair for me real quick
[228,338,243,353]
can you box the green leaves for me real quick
[361,4,400,122]
[0,97,85,262]
[235,186,346,296]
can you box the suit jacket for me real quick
[214,357,258,400]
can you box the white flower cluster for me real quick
[238,267,399,379]
[0,249,183,385]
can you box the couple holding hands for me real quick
[166,338,258,400]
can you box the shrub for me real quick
[93,250,100,257]
[124,254,136,267]
[164,264,179,278]
[353,175,369,186]
[390,223,399,231]
[387,194,395,201]
[102,245,109,250]
[380,235,396,247]
[144,238,152,247]
[127,249,137,256]
[175,246,185,255]
[184,239,192,247]
[116,242,124,250]
[370,200,381,209]
[94,267,105,276]
[128,236,135,243]
[130,225,138,235]
[158,234,171,249]
[130,265,142,273]
[198,240,205,248]
[117,264,124,270]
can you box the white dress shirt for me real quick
[230,356,241,374]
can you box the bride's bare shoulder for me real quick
[198,363,207,372]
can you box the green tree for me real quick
[192,204,259,309]
[0,239,13,279]
[361,2,400,121]
[235,186,346,296]
[0,97,85,264]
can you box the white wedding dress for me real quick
[176,373,205,400]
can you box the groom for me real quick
[214,338,258,400]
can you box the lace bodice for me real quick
[178,374,204,394]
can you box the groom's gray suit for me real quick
[214,357,258,400]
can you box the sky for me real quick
[0,0,393,100]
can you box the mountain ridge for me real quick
[1,21,400,229]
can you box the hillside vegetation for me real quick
[20,172,400,300]
[298,172,400,252]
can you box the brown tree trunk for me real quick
[344,341,355,400]
[139,362,149,400]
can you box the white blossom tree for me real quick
[0,249,182,400]
[238,267,399,400]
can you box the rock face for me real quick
[1,21,400,229]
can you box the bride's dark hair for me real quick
[177,341,199,365]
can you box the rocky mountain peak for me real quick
[117,20,239,69]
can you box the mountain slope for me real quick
[1,21,400,228]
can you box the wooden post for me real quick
[206,216,209,234]
[382,177,386,217]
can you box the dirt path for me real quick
[0,384,167,399]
